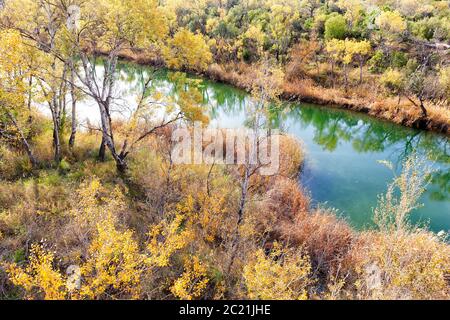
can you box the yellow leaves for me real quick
[376,11,407,34]
[146,190,227,269]
[164,28,212,72]
[80,215,144,299]
[0,0,40,32]
[265,1,300,54]
[0,29,30,109]
[82,0,168,50]
[7,244,67,300]
[196,193,227,243]
[0,29,25,71]
[326,39,347,62]
[326,39,371,65]
[245,25,265,45]
[175,192,228,243]
[206,17,220,34]
[129,0,168,45]
[348,40,371,57]
[7,217,144,300]
[71,177,126,226]
[243,242,312,300]
[147,213,195,268]
[237,24,265,60]
[380,68,405,93]
[171,256,209,300]
[336,0,364,25]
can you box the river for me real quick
[72,61,450,233]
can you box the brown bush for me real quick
[263,176,309,222]
[279,209,355,278]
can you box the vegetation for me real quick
[0,0,448,301]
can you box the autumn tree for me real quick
[61,0,172,171]
[265,1,301,61]
[375,10,407,43]
[227,59,284,273]
[0,29,38,167]
[164,28,212,72]
[348,39,371,84]
[0,0,82,163]
[326,38,371,89]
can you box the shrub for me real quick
[6,243,66,300]
[356,230,450,299]
[243,242,312,300]
[324,14,348,40]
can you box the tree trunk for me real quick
[98,137,106,161]
[69,66,77,149]
[52,121,61,163]
[50,94,62,164]
[359,59,363,85]
[8,112,38,169]
[115,156,128,174]
[419,98,427,118]
[226,166,250,274]
[405,94,428,118]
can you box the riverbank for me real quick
[112,48,450,136]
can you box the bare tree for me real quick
[226,59,284,274]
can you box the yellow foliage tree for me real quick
[266,2,300,60]
[326,38,371,88]
[164,28,212,72]
[0,29,38,166]
[375,11,407,36]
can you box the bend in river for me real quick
[71,62,450,233]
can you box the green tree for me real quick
[324,14,347,40]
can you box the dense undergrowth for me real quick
[0,117,448,300]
